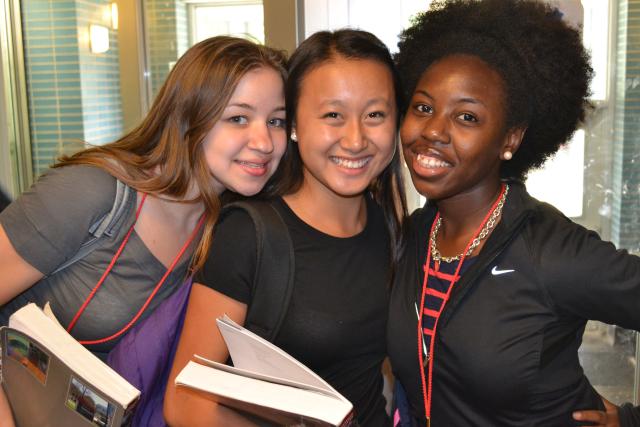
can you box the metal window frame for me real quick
[0,0,32,195]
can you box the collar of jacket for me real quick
[411,180,538,327]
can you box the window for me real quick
[143,0,264,100]
[188,1,264,44]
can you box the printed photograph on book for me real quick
[65,376,116,427]
[5,330,49,385]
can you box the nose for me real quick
[248,122,274,154]
[420,114,449,144]
[340,119,368,153]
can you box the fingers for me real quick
[600,396,616,411]
[573,410,607,426]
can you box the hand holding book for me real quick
[175,315,355,426]
[1,303,139,427]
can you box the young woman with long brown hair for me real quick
[0,36,288,426]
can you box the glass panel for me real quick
[143,0,264,101]
[18,0,123,177]
[190,2,264,44]
[7,0,268,184]
[142,0,190,102]
[0,0,32,194]
[525,0,637,405]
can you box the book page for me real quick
[176,361,352,426]
[217,316,342,398]
[42,302,64,328]
[194,355,335,397]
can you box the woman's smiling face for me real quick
[293,55,397,199]
[202,66,287,196]
[401,54,521,202]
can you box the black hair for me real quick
[395,0,593,181]
[268,28,408,269]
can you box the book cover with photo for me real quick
[1,304,139,427]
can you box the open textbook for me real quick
[175,315,355,426]
[1,303,140,427]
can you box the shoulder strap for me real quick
[88,178,133,238]
[49,179,134,276]
[220,200,295,341]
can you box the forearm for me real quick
[0,387,16,427]
[164,384,257,427]
[164,284,250,426]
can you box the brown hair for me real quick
[55,36,288,270]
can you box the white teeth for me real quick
[330,156,371,169]
[238,161,266,169]
[416,154,451,168]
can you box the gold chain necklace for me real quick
[430,184,509,263]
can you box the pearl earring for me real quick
[291,129,297,142]
[503,151,513,160]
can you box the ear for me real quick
[501,126,527,160]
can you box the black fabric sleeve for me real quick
[0,187,10,212]
[619,403,640,427]
[537,210,640,331]
[0,165,116,274]
[194,208,257,304]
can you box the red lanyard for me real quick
[416,184,506,426]
[66,193,205,345]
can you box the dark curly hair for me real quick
[395,0,593,181]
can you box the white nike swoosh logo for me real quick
[491,266,515,276]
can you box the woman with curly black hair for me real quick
[387,0,640,426]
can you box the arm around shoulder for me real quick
[163,283,255,427]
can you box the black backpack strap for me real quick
[49,179,133,276]
[220,200,295,341]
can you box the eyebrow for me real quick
[415,89,486,107]
[227,103,286,112]
[457,97,485,107]
[227,102,255,111]
[320,97,393,108]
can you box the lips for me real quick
[236,159,270,177]
[237,160,268,169]
[406,148,453,180]
[416,153,452,168]
[329,156,372,169]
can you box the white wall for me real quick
[304,0,428,52]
